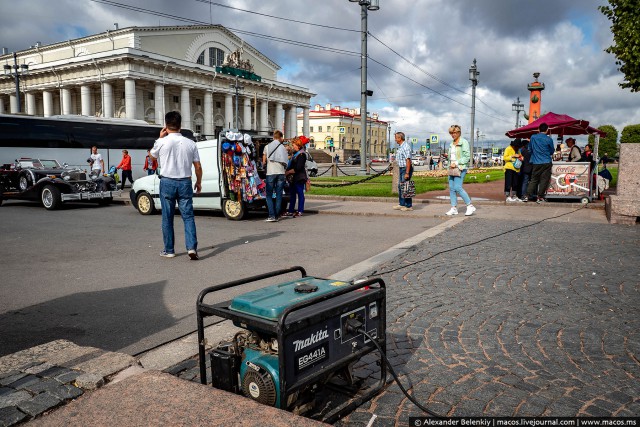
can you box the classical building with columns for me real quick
[0,25,314,138]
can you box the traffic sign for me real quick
[430,134,439,144]
[411,137,418,143]
[338,126,346,134]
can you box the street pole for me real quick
[512,97,524,128]
[359,2,368,174]
[4,52,29,113]
[230,76,243,130]
[468,59,479,168]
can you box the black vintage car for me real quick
[0,158,117,210]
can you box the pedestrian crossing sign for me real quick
[338,126,346,134]
[430,134,439,144]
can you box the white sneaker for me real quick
[445,207,458,216]
[514,197,524,203]
[465,205,476,216]
[392,205,403,210]
[506,196,513,202]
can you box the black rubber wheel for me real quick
[41,185,62,210]
[18,171,33,191]
[222,198,245,221]
[136,192,156,215]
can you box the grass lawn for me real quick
[308,169,505,197]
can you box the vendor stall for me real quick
[505,112,606,203]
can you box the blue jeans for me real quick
[398,167,413,208]
[147,169,157,176]
[265,174,285,218]
[160,177,197,254]
[288,181,305,213]
[448,169,471,206]
[521,173,531,198]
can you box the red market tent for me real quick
[505,112,606,139]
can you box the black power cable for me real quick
[368,205,587,278]
[344,318,444,418]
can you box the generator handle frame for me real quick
[196,266,307,384]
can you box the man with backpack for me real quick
[262,130,289,222]
[566,138,582,162]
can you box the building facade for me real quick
[297,104,388,157]
[0,25,314,137]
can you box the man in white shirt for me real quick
[150,111,203,260]
[89,146,104,176]
[262,130,289,222]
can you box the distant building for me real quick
[297,103,388,157]
[0,25,314,137]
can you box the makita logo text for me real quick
[293,329,329,352]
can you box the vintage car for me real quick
[0,158,118,210]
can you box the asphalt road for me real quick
[0,200,444,357]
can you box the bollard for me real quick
[391,162,398,194]
[332,163,337,177]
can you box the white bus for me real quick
[0,114,195,180]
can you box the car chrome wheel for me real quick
[42,188,53,207]
[19,176,29,191]
[136,192,155,215]
[223,198,245,220]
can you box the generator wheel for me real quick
[136,191,156,215]
[580,197,589,205]
[41,185,62,210]
[223,198,245,221]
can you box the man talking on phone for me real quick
[150,111,203,260]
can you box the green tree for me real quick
[588,124,619,156]
[620,124,640,143]
[599,0,640,92]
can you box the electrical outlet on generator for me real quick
[341,307,367,343]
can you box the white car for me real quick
[411,158,425,166]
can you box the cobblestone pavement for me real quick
[338,218,639,426]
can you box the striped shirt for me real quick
[396,141,412,167]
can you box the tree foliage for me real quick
[599,0,640,92]
[620,124,640,143]
[588,124,618,156]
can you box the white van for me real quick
[130,133,277,220]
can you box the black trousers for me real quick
[120,170,134,189]
[527,163,552,199]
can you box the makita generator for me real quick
[196,266,387,422]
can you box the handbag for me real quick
[448,167,461,177]
[401,180,415,198]
[512,158,522,169]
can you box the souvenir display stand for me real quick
[219,130,266,203]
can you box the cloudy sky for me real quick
[1,0,638,146]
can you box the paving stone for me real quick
[54,370,83,384]
[0,372,20,381]
[23,378,62,394]
[48,384,83,401]
[0,390,32,410]
[74,373,104,390]
[23,363,54,376]
[0,406,27,427]
[0,374,26,388]
[0,390,11,398]
[37,366,72,379]
[5,375,39,391]
[16,392,61,417]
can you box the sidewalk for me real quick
[2,192,630,426]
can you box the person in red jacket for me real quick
[143,149,158,175]
[116,149,133,190]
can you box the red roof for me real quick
[505,112,606,138]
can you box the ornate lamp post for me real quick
[348,0,379,173]
[4,52,29,113]
[230,75,244,130]
[468,59,479,165]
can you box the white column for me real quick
[61,88,72,115]
[180,87,191,130]
[103,82,113,118]
[81,85,92,116]
[124,78,136,120]
[275,103,283,134]
[303,107,310,137]
[260,100,269,134]
[43,91,53,117]
[204,90,213,136]
[0,97,5,114]
[243,96,251,131]
[154,83,164,125]
[26,92,36,115]
[224,93,233,129]
[9,94,17,113]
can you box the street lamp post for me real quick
[230,75,244,130]
[348,0,379,174]
[4,52,29,113]
[511,97,524,128]
[468,59,479,167]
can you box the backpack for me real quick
[305,152,318,177]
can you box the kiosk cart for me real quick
[506,112,606,203]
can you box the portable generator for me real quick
[196,266,387,422]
